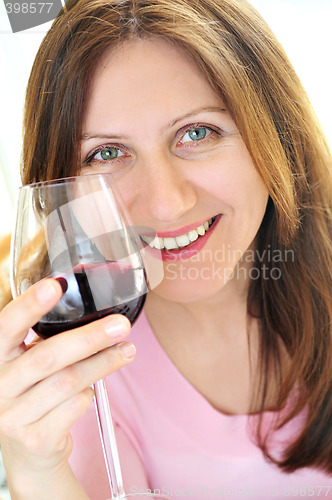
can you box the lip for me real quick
[141,217,215,239]
[142,214,222,262]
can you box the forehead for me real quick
[91,36,203,86]
[82,37,224,135]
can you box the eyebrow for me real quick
[165,105,227,131]
[81,132,131,141]
[81,105,227,142]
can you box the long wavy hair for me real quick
[22,0,332,473]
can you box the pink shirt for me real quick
[70,313,332,499]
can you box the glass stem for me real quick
[94,379,125,500]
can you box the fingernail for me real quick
[55,277,68,293]
[37,280,59,303]
[104,318,129,338]
[119,342,136,359]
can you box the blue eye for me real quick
[93,147,124,160]
[182,127,211,143]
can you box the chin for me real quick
[148,261,236,304]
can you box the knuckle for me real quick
[0,292,31,330]
[53,434,72,455]
[69,388,94,415]
[0,308,10,337]
[80,325,105,352]
[0,319,16,359]
[25,426,69,459]
[29,345,56,373]
[24,428,45,455]
[0,371,11,397]
[103,345,126,372]
[0,409,16,437]
[55,366,79,393]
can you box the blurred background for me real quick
[0,0,331,239]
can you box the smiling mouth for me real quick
[140,216,218,250]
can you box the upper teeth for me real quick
[142,218,214,250]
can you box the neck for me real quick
[144,263,262,415]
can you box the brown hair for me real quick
[22,0,332,473]
[0,234,12,311]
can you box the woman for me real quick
[0,0,331,498]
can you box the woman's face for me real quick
[80,37,269,303]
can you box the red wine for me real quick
[34,262,147,338]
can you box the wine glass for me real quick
[10,173,168,500]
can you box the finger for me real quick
[1,314,131,398]
[0,279,63,361]
[7,341,136,424]
[16,387,95,461]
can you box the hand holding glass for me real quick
[10,174,168,500]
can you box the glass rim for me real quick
[19,173,114,189]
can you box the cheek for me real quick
[114,176,140,214]
[183,136,256,194]
[191,148,269,265]
[195,154,269,222]
[212,172,269,257]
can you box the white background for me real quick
[0,0,331,237]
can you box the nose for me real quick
[129,154,197,225]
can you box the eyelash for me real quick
[84,144,128,164]
[84,124,221,164]
[176,123,221,146]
